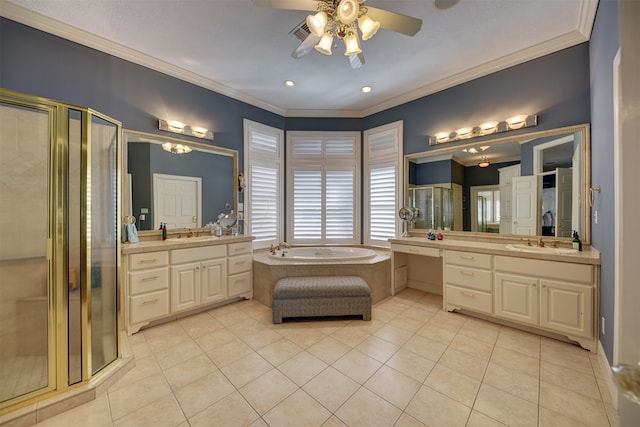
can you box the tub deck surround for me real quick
[252,248,391,308]
[122,235,254,334]
[389,236,601,352]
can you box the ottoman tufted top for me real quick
[272,276,370,299]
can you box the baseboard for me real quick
[598,340,619,410]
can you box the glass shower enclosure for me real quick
[407,185,454,231]
[0,89,121,409]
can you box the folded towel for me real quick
[122,224,129,243]
[126,223,139,243]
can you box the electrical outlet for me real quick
[601,316,605,335]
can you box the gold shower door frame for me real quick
[0,89,122,412]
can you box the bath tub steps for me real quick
[272,276,371,324]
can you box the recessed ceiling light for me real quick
[361,86,372,93]
[284,80,295,87]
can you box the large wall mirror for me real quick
[405,124,591,244]
[123,130,238,232]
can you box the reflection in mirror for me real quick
[124,130,238,231]
[405,124,590,243]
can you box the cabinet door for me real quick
[171,262,200,312]
[540,279,592,338]
[201,259,227,305]
[495,273,539,325]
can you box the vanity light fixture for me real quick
[161,142,192,155]
[428,114,538,146]
[158,119,214,141]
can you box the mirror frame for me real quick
[404,123,591,244]
[122,129,238,236]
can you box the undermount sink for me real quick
[505,244,577,254]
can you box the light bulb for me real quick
[315,31,334,55]
[343,31,362,56]
[358,15,380,40]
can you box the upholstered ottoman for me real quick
[272,276,371,324]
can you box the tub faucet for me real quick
[276,241,291,250]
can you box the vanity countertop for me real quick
[389,237,600,265]
[121,235,254,255]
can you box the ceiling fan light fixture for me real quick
[306,11,328,37]
[343,31,362,56]
[337,0,359,25]
[358,14,380,40]
[315,31,334,55]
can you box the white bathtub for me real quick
[269,246,377,261]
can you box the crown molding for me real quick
[0,0,287,117]
[2,0,596,120]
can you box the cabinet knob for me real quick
[541,284,547,288]
[531,283,537,287]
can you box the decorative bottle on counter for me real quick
[162,223,167,240]
[572,230,582,251]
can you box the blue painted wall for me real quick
[363,44,591,156]
[589,0,619,360]
[0,18,285,167]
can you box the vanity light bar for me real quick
[158,119,214,141]
[427,114,538,146]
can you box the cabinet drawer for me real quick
[129,267,169,295]
[228,271,252,297]
[228,241,252,256]
[129,290,169,324]
[446,250,492,269]
[171,245,226,264]
[445,265,492,292]
[228,254,252,275]
[129,251,168,271]
[495,256,592,284]
[391,243,441,258]
[446,285,492,314]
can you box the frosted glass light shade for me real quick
[358,15,380,40]
[343,31,362,56]
[306,11,328,37]
[337,0,359,24]
[315,31,334,55]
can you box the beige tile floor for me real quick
[35,290,618,427]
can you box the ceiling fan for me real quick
[253,0,424,69]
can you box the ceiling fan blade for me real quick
[252,0,317,12]
[365,6,423,36]
[292,33,321,59]
[348,52,365,69]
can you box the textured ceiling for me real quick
[2,0,597,117]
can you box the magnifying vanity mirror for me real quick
[405,123,591,244]
[123,129,238,232]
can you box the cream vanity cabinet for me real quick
[494,256,594,349]
[127,251,170,325]
[170,245,227,313]
[227,241,253,297]
[124,238,254,334]
[444,250,493,315]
